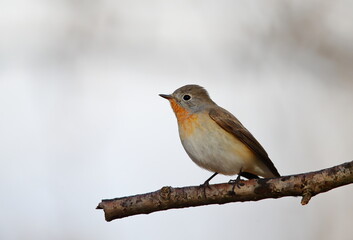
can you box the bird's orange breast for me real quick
[169,99,199,137]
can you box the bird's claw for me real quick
[228,175,244,193]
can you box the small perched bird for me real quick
[160,84,280,185]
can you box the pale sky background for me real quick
[1,1,353,240]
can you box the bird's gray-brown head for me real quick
[159,84,216,114]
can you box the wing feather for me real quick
[209,107,280,177]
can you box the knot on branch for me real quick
[301,188,313,205]
[160,186,172,200]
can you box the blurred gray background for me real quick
[1,1,353,239]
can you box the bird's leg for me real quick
[228,174,241,185]
[228,169,244,193]
[200,172,218,198]
[201,172,218,188]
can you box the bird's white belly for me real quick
[178,115,256,175]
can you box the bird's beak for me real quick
[159,94,173,100]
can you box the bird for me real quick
[159,84,280,185]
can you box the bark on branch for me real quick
[97,161,353,221]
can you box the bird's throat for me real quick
[169,99,190,121]
[169,99,198,136]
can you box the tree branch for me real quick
[97,161,353,221]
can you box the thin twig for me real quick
[97,161,353,221]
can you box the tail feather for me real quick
[240,172,260,179]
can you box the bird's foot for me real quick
[200,172,218,189]
[228,174,244,194]
[200,181,211,189]
[199,172,218,198]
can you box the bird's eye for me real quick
[183,94,191,101]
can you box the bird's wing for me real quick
[209,107,280,177]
